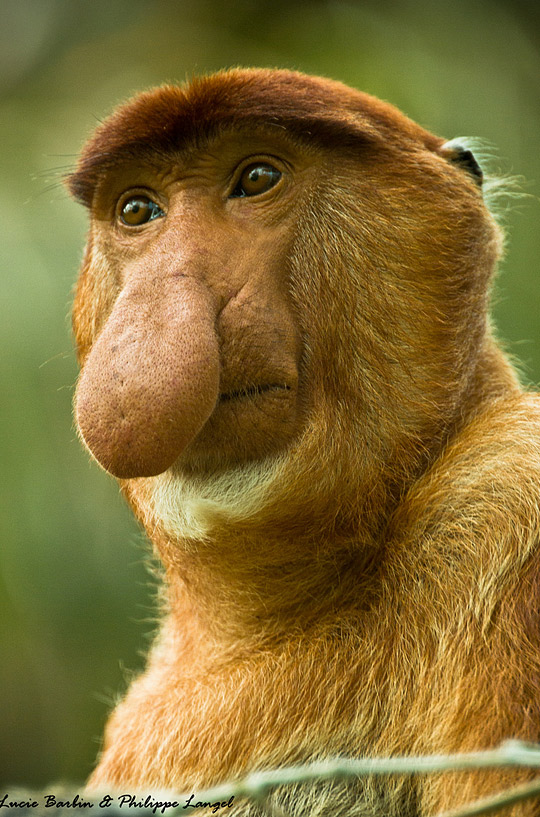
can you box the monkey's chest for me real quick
[90,651,417,817]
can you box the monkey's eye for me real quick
[230,163,282,198]
[119,196,164,226]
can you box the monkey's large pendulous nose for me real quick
[75,280,220,479]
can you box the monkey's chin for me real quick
[172,384,300,476]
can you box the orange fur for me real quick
[68,69,540,815]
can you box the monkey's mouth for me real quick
[179,380,299,472]
[219,383,292,402]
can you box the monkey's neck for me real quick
[151,504,384,643]
[184,554,379,647]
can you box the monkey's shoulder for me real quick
[396,391,540,559]
[431,390,540,497]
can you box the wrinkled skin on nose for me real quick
[75,278,220,479]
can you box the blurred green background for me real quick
[1,0,539,788]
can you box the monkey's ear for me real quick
[440,140,483,186]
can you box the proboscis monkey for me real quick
[67,68,540,815]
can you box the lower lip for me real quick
[219,384,291,402]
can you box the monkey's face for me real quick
[70,69,499,499]
[72,129,318,479]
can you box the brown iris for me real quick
[231,163,282,198]
[119,196,164,226]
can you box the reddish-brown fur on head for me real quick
[68,69,540,814]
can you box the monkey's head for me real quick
[68,69,501,538]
